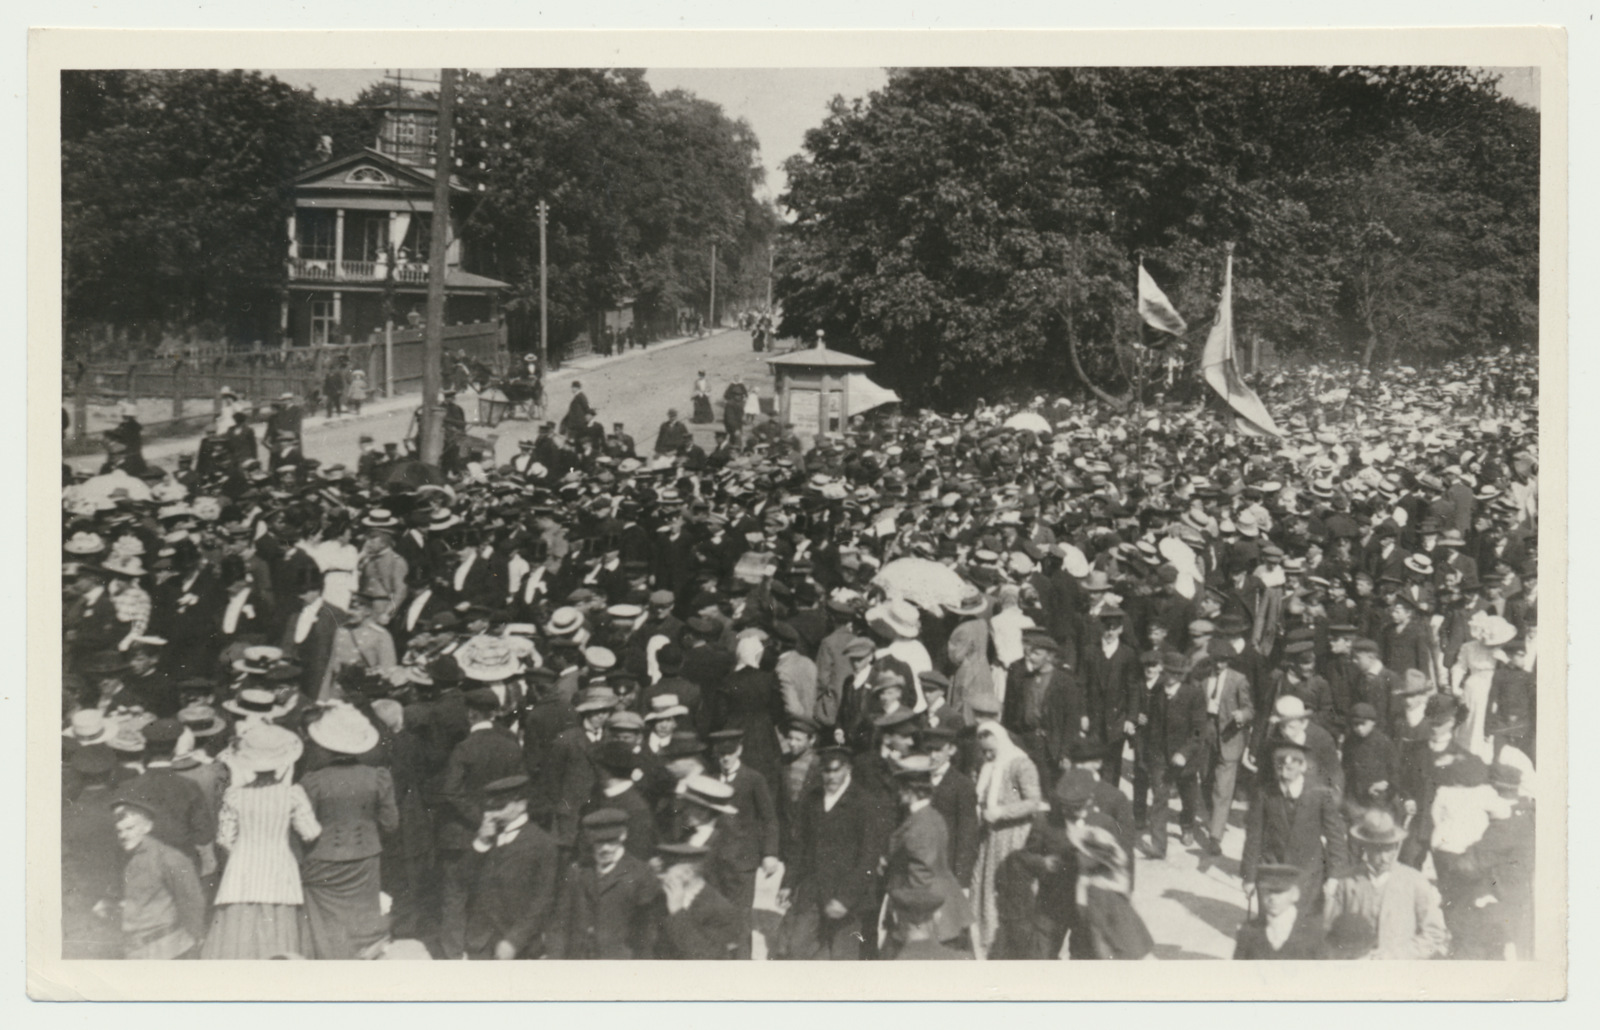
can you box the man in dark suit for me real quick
[435,688,527,960]
[538,685,615,855]
[777,745,888,960]
[1079,608,1143,786]
[883,757,973,954]
[549,809,663,959]
[888,886,972,960]
[117,719,215,868]
[281,584,346,703]
[583,741,657,860]
[653,843,743,959]
[708,729,779,958]
[1135,653,1207,858]
[1241,739,1350,907]
[463,775,559,959]
[922,727,979,889]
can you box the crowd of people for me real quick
[59,345,1540,963]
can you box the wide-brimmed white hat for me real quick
[231,722,304,772]
[307,703,380,756]
[866,598,921,639]
[544,606,584,637]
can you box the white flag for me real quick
[1200,251,1282,437]
[1138,263,1188,337]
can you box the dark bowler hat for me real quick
[1160,652,1188,675]
[874,708,919,733]
[594,739,639,775]
[581,808,629,842]
[481,774,530,802]
[463,687,502,712]
[660,732,707,760]
[1350,702,1379,723]
[815,744,853,765]
[918,724,959,746]
[1215,614,1250,636]
[708,728,745,752]
[1254,863,1302,893]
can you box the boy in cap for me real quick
[463,775,560,959]
[110,795,207,959]
[584,741,656,859]
[1232,864,1326,959]
[1341,702,1399,813]
[549,807,662,959]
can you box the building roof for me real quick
[292,148,469,193]
[447,268,511,291]
[766,343,876,370]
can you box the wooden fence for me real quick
[66,321,507,442]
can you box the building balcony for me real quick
[287,257,432,284]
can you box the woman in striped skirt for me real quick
[201,724,321,959]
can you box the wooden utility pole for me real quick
[765,245,774,311]
[420,68,456,467]
[537,199,549,373]
[708,243,718,328]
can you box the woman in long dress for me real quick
[201,723,321,959]
[1452,614,1516,762]
[971,721,1044,956]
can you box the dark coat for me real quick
[654,883,743,959]
[717,764,780,867]
[1240,781,1350,896]
[437,725,526,853]
[1141,680,1207,769]
[280,600,345,700]
[582,783,657,860]
[464,819,560,958]
[540,726,599,848]
[1342,728,1400,805]
[885,804,974,942]
[711,669,786,790]
[782,778,888,917]
[1232,915,1328,959]
[551,853,662,959]
[931,767,980,888]
[299,762,399,861]
[119,767,216,860]
[1080,642,1144,743]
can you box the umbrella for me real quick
[1003,411,1052,434]
[73,469,153,507]
[871,557,969,614]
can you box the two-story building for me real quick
[280,96,508,347]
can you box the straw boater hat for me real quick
[544,606,584,637]
[222,687,294,721]
[678,774,738,816]
[307,702,380,756]
[573,685,620,714]
[231,723,304,772]
[361,509,400,530]
[176,703,227,738]
[63,709,115,746]
[944,586,990,619]
[644,694,689,722]
[866,598,921,640]
[455,636,522,682]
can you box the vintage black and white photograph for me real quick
[28,27,1566,1000]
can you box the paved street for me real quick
[69,328,781,475]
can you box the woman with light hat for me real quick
[202,722,321,959]
[298,703,398,959]
[1451,613,1517,762]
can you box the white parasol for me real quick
[871,557,969,614]
[1003,411,1052,434]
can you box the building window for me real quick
[310,299,337,345]
[348,215,388,263]
[346,166,393,185]
[298,210,336,261]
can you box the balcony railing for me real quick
[288,258,432,284]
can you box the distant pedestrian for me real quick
[324,365,347,419]
[345,369,369,416]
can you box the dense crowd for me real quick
[59,347,1540,962]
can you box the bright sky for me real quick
[260,67,890,205]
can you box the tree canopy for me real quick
[776,67,1539,407]
[60,68,778,355]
